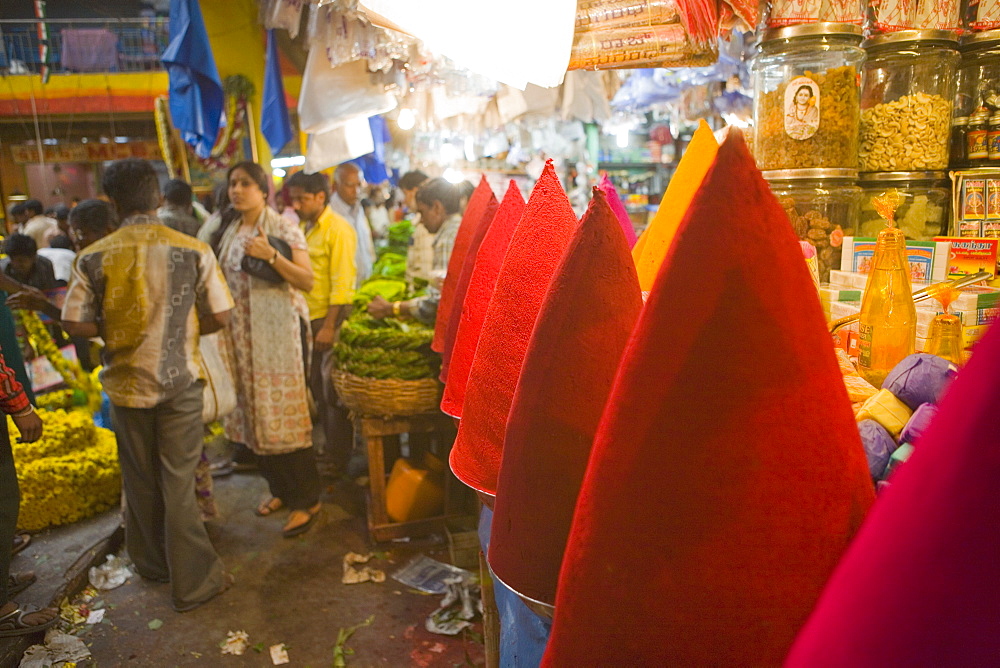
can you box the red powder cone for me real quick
[440,183,526,418]
[542,130,875,667]
[438,187,500,383]
[598,174,638,248]
[488,188,642,607]
[785,321,1000,667]
[431,175,497,353]
[449,160,579,496]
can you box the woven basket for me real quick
[332,369,442,417]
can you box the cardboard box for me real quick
[841,237,949,283]
[932,237,999,279]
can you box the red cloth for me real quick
[440,182,526,418]
[449,161,579,496]
[431,175,497,353]
[785,320,1000,667]
[598,174,638,248]
[438,185,500,382]
[542,130,875,667]
[488,188,642,606]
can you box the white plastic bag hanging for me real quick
[304,116,375,172]
[298,50,396,135]
[264,0,304,39]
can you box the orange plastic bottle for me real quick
[385,453,445,523]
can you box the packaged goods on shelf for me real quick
[840,236,950,282]
[868,0,961,33]
[932,236,999,277]
[830,269,871,289]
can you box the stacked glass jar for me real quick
[955,30,1000,168]
[753,24,864,280]
[858,30,958,240]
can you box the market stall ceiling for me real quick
[358,0,576,89]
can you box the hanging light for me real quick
[443,168,465,184]
[273,168,286,178]
[616,128,630,148]
[397,108,416,130]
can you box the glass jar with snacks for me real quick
[859,31,959,173]
[753,24,865,171]
[764,169,861,281]
[859,172,951,240]
[957,30,1000,121]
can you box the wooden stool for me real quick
[354,412,468,542]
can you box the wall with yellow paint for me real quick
[201,0,272,169]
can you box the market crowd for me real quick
[0,158,457,632]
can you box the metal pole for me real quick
[245,100,259,164]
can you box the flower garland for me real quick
[14,310,103,414]
[8,409,120,532]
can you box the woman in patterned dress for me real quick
[212,161,322,538]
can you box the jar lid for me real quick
[862,29,960,50]
[762,168,859,181]
[759,22,863,45]
[959,28,1000,50]
[859,171,949,182]
[954,116,970,125]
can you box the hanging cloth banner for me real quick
[161,0,225,159]
[262,29,293,154]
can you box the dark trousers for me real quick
[0,424,17,605]
[309,318,353,468]
[258,446,321,511]
[110,381,225,611]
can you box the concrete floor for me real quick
[5,462,485,667]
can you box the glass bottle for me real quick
[967,106,990,164]
[951,116,969,168]
[857,197,917,386]
[926,313,964,365]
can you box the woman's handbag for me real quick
[199,331,237,423]
[241,235,292,283]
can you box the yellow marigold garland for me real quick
[8,409,120,532]
[14,310,102,414]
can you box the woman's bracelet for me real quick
[11,405,34,418]
[268,249,279,265]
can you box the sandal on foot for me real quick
[282,505,321,538]
[0,606,58,637]
[8,572,36,597]
[255,497,283,517]
[12,533,30,555]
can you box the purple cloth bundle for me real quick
[900,402,939,446]
[858,419,898,480]
[882,353,957,410]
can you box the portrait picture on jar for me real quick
[784,77,820,140]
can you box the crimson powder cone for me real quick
[438,187,500,382]
[488,187,642,607]
[598,173,638,248]
[431,175,497,353]
[785,321,1000,668]
[542,130,875,667]
[440,182,526,418]
[449,160,579,498]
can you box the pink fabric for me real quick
[598,174,638,248]
[61,28,119,72]
[785,320,1000,667]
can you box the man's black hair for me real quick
[416,178,460,214]
[163,179,194,208]
[101,159,160,218]
[69,199,116,235]
[398,170,429,191]
[4,233,37,258]
[22,199,43,217]
[286,171,330,204]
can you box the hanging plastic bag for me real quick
[298,51,396,135]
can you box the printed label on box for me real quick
[846,238,936,282]
[964,179,987,220]
[933,236,999,279]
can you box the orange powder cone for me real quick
[632,119,718,291]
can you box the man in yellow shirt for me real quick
[286,171,357,467]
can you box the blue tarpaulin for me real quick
[161,0,224,159]
[262,29,293,155]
